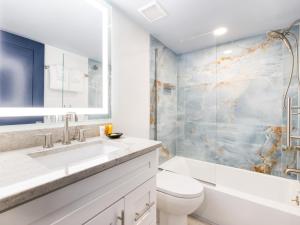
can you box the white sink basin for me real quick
[28,140,123,169]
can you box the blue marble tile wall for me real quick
[150,37,178,163]
[151,26,300,178]
[178,27,299,178]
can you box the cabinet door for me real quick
[124,178,156,225]
[84,199,124,225]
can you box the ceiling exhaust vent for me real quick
[138,1,167,23]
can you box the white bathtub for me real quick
[159,156,300,225]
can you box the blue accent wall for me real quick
[0,31,45,125]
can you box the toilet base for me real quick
[159,210,187,225]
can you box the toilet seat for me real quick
[157,170,204,199]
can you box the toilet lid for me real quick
[157,171,204,199]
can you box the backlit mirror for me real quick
[0,0,110,125]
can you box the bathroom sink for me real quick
[28,140,123,169]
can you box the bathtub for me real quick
[159,156,300,225]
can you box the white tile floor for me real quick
[188,216,210,225]
[157,215,210,225]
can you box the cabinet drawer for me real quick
[125,177,156,225]
[133,205,155,225]
[0,151,158,225]
[84,199,124,225]
[49,152,157,225]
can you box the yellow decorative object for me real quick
[105,123,113,135]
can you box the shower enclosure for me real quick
[150,23,300,180]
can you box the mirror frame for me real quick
[0,0,111,117]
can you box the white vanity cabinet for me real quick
[0,150,158,225]
[85,177,156,225]
[84,199,124,225]
[125,178,156,225]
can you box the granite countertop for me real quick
[0,136,161,212]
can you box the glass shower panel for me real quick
[150,37,179,163]
[176,35,218,164]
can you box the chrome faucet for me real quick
[62,112,78,145]
[285,168,300,175]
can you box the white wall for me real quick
[111,8,150,138]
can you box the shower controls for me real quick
[291,196,300,206]
[285,97,300,151]
[285,168,300,175]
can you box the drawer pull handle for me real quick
[117,210,125,225]
[134,202,155,222]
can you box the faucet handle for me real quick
[36,133,54,148]
[78,129,87,142]
[64,114,72,120]
[291,196,300,206]
[65,112,78,122]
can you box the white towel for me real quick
[48,64,66,91]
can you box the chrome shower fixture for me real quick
[267,19,300,109]
[266,30,293,53]
[268,19,300,37]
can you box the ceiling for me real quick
[107,0,300,54]
[0,0,104,61]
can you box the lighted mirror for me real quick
[0,0,110,125]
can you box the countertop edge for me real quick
[0,142,161,213]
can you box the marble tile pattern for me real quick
[150,37,178,162]
[151,26,300,179]
[177,27,299,178]
[0,123,102,152]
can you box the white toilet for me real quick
[156,170,204,225]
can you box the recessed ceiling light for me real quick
[138,1,167,23]
[213,27,227,36]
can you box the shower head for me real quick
[266,19,300,109]
[267,18,300,38]
[267,30,284,39]
[266,30,293,53]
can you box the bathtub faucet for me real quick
[285,168,300,175]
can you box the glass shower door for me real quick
[150,37,179,163]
